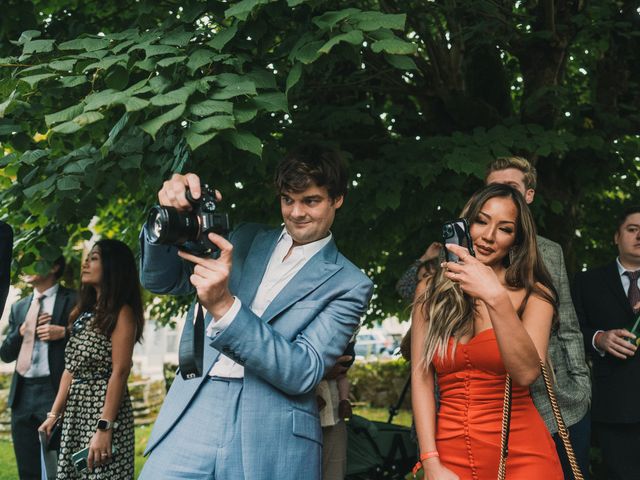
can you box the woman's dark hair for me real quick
[274,143,348,200]
[69,239,144,342]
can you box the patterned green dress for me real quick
[56,312,135,479]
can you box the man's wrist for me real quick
[593,330,606,356]
[210,293,235,320]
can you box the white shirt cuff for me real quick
[592,330,605,357]
[206,297,242,338]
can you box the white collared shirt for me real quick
[206,228,332,378]
[23,283,59,378]
[616,257,640,293]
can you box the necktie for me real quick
[15,293,45,376]
[623,270,640,313]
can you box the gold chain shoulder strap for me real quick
[540,361,584,480]
[498,362,584,480]
[498,374,512,480]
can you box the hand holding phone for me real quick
[72,445,117,473]
[442,218,475,262]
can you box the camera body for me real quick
[442,218,475,262]
[146,184,230,256]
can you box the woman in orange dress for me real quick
[411,184,563,480]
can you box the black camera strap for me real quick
[178,301,205,380]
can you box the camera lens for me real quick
[443,224,453,238]
[146,206,200,245]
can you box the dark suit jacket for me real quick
[572,261,639,423]
[0,285,76,407]
[0,221,12,315]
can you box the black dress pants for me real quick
[595,421,640,480]
[11,377,56,480]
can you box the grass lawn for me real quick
[0,406,411,479]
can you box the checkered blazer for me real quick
[530,235,591,432]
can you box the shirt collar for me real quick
[615,257,640,277]
[35,283,59,300]
[278,227,332,260]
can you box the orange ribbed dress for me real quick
[432,329,563,480]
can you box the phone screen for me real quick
[442,218,475,262]
[72,447,89,473]
[72,445,117,473]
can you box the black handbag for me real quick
[46,418,63,451]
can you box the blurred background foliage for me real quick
[0,0,638,324]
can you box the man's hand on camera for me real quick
[158,173,222,211]
[158,173,201,210]
[177,232,235,319]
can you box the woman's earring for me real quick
[508,247,516,265]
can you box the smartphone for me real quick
[442,218,475,262]
[72,445,117,473]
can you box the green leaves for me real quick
[45,104,84,127]
[58,37,109,52]
[19,73,57,87]
[140,104,186,138]
[210,80,257,99]
[208,24,238,51]
[318,30,364,54]
[371,38,417,55]
[150,85,197,106]
[6,0,631,327]
[225,131,262,156]
[22,39,55,55]
[350,12,406,31]
[225,0,272,21]
[190,100,234,116]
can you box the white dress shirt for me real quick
[206,228,332,378]
[24,283,59,378]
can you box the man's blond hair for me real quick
[485,156,537,190]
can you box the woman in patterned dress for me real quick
[39,239,144,479]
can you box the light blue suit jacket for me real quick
[140,223,373,479]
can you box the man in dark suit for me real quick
[0,221,12,314]
[573,205,640,480]
[0,256,75,479]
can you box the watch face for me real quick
[97,420,109,430]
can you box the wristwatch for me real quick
[96,419,118,431]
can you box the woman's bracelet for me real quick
[412,450,440,476]
[420,450,440,461]
[46,411,62,419]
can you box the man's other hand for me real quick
[325,355,352,379]
[595,329,637,359]
[178,232,234,319]
[338,399,352,419]
[35,313,66,341]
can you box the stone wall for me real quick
[0,373,165,437]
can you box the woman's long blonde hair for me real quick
[417,184,557,368]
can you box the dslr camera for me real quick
[146,184,230,256]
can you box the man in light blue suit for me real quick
[139,144,374,480]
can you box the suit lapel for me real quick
[236,229,281,307]
[52,287,71,326]
[604,261,634,316]
[261,239,342,323]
